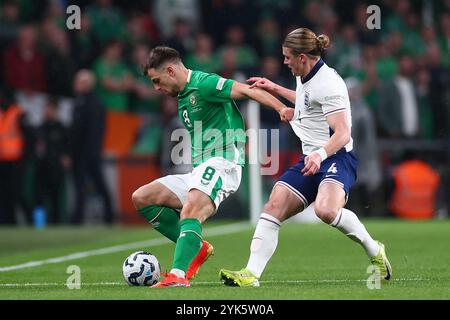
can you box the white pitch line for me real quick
[0,222,252,272]
[0,278,434,288]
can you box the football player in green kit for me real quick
[133,46,293,287]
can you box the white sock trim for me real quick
[330,208,343,227]
[260,213,281,227]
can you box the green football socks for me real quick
[139,205,180,243]
[172,218,203,272]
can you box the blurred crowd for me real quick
[0,0,449,225]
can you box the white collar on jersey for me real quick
[187,69,192,83]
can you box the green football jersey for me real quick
[177,70,246,167]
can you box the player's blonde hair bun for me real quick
[316,34,331,53]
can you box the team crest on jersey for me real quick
[304,91,311,110]
[189,94,198,106]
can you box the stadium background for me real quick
[0,0,449,226]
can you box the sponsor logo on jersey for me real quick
[200,178,210,186]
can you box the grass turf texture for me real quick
[0,219,449,300]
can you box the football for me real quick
[122,251,161,286]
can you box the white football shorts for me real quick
[155,156,242,210]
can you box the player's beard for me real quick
[167,84,180,97]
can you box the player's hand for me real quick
[279,107,295,122]
[247,77,276,92]
[301,152,322,176]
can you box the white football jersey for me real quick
[290,59,353,155]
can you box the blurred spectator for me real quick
[401,11,426,57]
[201,0,255,44]
[300,0,322,31]
[353,45,381,110]
[87,0,126,46]
[0,0,20,52]
[437,12,450,68]
[384,0,410,36]
[0,88,34,225]
[129,43,162,156]
[253,15,282,58]
[126,9,160,49]
[153,0,200,40]
[421,25,437,45]
[415,67,434,139]
[3,25,47,93]
[389,158,440,220]
[218,47,247,83]
[253,0,295,27]
[129,43,161,114]
[71,14,97,70]
[218,25,259,73]
[345,77,383,216]
[34,96,70,224]
[165,17,195,59]
[185,33,220,73]
[377,32,400,79]
[378,55,419,138]
[92,39,133,112]
[425,44,450,139]
[70,70,113,225]
[330,24,362,78]
[41,18,74,97]
[44,0,66,31]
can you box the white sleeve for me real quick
[318,84,348,117]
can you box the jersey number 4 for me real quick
[327,162,338,174]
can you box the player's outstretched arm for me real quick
[230,81,294,122]
[247,77,296,104]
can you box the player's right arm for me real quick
[230,81,294,122]
[247,77,296,104]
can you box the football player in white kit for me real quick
[220,28,392,286]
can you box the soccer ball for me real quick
[122,251,161,286]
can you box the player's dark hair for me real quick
[142,46,181,76]
[283,28,331,57]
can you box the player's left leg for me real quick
[153,158,241,288]
[152,189,215,288]
[314,182,392,280]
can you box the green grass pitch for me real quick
[0,219,449,300]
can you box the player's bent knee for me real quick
[132,186,160,209]
[314,203,338,224]
[131,189,145,209]
[263,200,283,217]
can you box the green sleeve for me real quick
[198,73,235,103]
